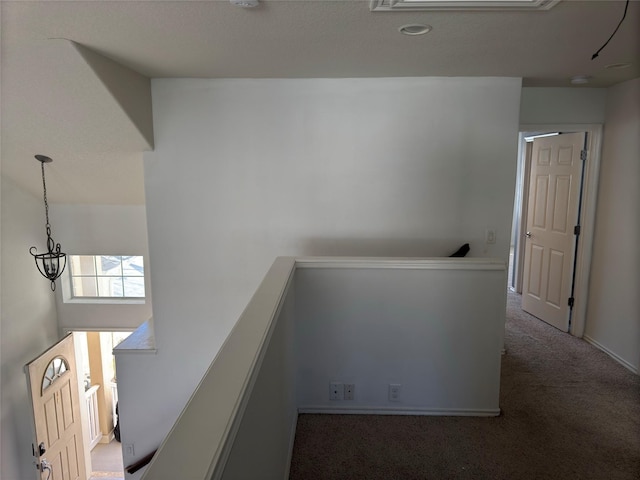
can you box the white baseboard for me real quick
[583,335,638,374]
[89,433,103,450]
[298,406,500,417]
[98,430,115,444]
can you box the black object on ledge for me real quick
[449,243,470,257]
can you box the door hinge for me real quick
[574,225,581,235]
[580,150,587,161]
[568,297,575,308]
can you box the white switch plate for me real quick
[389,384,401,402]
[485,228,496,244]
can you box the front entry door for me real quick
[522,132,585,331]
[25,334,87,480]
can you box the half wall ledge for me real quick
[137,256,506,480]
[113,319,157,355]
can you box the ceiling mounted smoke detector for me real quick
[371,0,561,11]
[399,24,432,35]
[570,75,591,85]
[230,0,259,7]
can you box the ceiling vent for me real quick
[371,0,561,11]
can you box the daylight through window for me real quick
[69,255,145,298]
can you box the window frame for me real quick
[370,0,560,11]
[61,255,147,304]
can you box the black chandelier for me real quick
[29,155,66,291]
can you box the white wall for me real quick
[1,176,60,480]
[520,87,607,125]
[584,78,640,372]
[50,204,152,331]
[126,77,522,466]
[295,263,506,414]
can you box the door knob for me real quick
[525,232,532,238]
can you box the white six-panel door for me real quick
[522,132,585,331]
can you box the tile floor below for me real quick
[89,440,124,480]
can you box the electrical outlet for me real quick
[389,384,401,402]
[124,444,135,457]
[344,383,355,400]
[330,382,344,401]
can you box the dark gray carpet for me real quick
[289,292,640,480]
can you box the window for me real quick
[69,255,145,298]
[42,356,69,393]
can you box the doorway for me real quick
[510,124,602,337]
[74,331,131,480]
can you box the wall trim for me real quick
[583,335,638,374]
[294,257,505,271]
[99,431,115,444]
[298,406,501,417]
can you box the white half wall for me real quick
[130,77,521,465]
[584,78,640,373]
[1,176,60,480]
[50,204,152,332]
[295,262,506,414]
[135,257,297,480]
[220,271,297,480]
[138,257,505,480]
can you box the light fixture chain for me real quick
[41,159,51,227]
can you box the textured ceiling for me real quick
[2,0,639,204]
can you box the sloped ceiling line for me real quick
[72,41,154,151]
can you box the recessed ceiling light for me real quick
[230,0,259,7]
[570,75,591,85]
[605,63,631,70]
[398,24,433,36]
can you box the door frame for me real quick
[514,123,602,337]
[66,328,132,479]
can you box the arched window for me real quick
[42,357,69,393]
